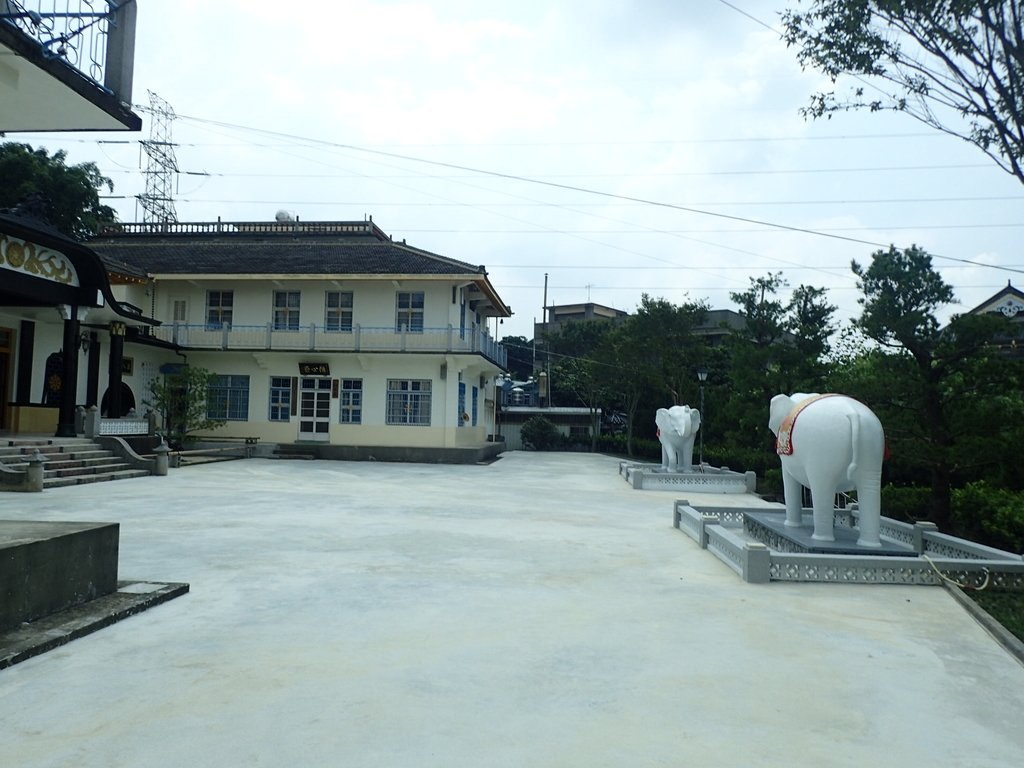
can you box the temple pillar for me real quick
[15,320,34,404]
[56,305,83,437]
[86,331,100,407]
[106,322,126,417]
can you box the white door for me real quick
[298,377,331,441]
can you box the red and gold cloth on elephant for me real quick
[775,393,843,455]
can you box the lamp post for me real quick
[696,366,708,467]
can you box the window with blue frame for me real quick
[325,291,353,332]
[457,381,466,426]
[273,291,301,331]
[472,386,478,426]
[269,377,291,422]
[386,379,431,425]
[208,375,250,421]
[206,290,233,330]
[395,291,425,333]
[339,379,363,423]
[459,290,466,339]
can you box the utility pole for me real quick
[137,91,178,227]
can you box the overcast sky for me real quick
[16,0,1024,341]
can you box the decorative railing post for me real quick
[84,406,100,438]
[743,542,771,584]
[26,450,46,492]
[446,324,453,352]
[355,324,361,351]
[913,521,939,554]
[153,437,170,477]
[265,322,273,349]
[309,323,317,351]
[222,323,230,350]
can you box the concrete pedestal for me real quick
[0,521,119,632]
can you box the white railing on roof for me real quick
[152,323,508,367]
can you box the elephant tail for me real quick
[847,413,859,482]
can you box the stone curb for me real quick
[946,583,1024,668]
[0,581,189,670]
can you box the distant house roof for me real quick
[965,281,1024,320]
[88,220,512,317]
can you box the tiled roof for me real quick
[88,232,487,277]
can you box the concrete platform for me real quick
[0,521,119,630]
[0,452,1022,767]
[745,510,917,556]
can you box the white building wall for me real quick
[151,279,459,331]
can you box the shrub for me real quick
[880,486,931,523]
[520,416,560,451]
[760,468,784,498]
[594,433,661,460]
[952,481,1024,554]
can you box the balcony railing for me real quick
[1,1,137,100]
[150,323,508,368]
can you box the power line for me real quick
[98,194,1023,207]
[93,161,995,179]
[168,113,1024,277]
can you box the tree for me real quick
[725,273,836,446]
[0,142,117,239]
[499,335,534,381]
[782,1,1024,184]
[144,366,225,448]
[603,296,709,455]
[851,244,1013,529]
[544,320,614,451]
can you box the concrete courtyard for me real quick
[2,451,1023,767]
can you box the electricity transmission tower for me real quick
[137,90,178,226]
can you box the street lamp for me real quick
[696,366,708,467]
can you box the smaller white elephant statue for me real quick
[656,405,701,472]
[768,393,885,547]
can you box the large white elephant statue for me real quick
[768,393,885,547]
[655,405,701,472]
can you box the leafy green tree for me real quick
[850,244,1013,529]
[601,296,709,455]
[725,273,836,447]
[0,142,117,239]
[544,320,614,450]
[782,1,1024,184]
[499,335,534,381]
[144,366,225,448]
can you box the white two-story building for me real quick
[86,217,512,462]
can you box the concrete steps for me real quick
[0,438,151,488]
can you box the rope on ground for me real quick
[922,554,991,591]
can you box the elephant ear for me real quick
[768,394,794,436]
[655,408,669,428]
[690,409,701,431]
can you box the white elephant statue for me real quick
[655,405,701,472]
[768,393,885,547]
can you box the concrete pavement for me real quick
[1,451,1022,767]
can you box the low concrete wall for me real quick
[0,521,119,631]
[621,462,756,493]
[96,436,157,472]
[274,442,505,464]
